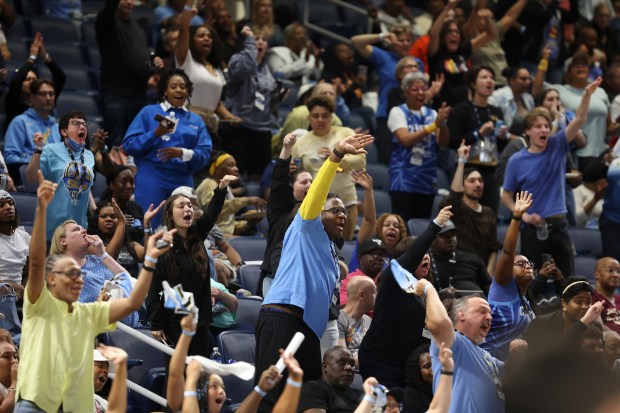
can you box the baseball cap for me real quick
[0,190,14,203]
[171,186,197,200]
[387,387,404,403]
[358,238,387,256]
[438,219,459,235]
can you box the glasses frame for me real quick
[51,269,85,280]
[322,207,350,216]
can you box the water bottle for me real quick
[210,347,223,363]
[536,222,549,241]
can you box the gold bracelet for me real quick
[424,123,438,134]
[538,59,548,72]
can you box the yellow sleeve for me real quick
[299,158,340,220]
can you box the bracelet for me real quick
[99,252,109,261]
[184,391,197,397]
[424,123,438,134]
[182,329,196,336]
[254,385,267,398]
[145,255,158,264]
[424,283,432,296]
[511,214,522,222]
[142,265,155,273]
[363,395,376,404]
[457,156,466,164]
[286,378,302,387]
[144,227,153,234]
[441,370,454,375]
[538,59,549,72]
[332,147,345,159]
[378,32,385,42]
[28,54,36,62]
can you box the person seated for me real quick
[209,277,238,337]
[602,331,620,369]
[573,176,606,228]
[297,346,363,413]
[93,344,129,413]
[0,191,29,301]
[0,341,17,412]
[196,152,267,237]
[337,277,376,368]
[0,152,16,192]
[4,79,61,184]
[428,220,491,294]
[340,239,386,306]
[49,220,138,326]
[402,344,433,413]
[581,322,605,355]
[592,257,620,334]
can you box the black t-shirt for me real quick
[428,42,472,108]
[430,250,491,292]
[297,380,363,413]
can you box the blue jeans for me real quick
[15,399,63,413]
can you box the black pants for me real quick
[220,125,272,179]
[375,117,391,165]
[520,217,574,279]
[390,191,435,222]
[600,214,620,261]
[255,310,321,412]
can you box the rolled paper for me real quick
[275,332,305,373]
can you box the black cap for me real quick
[387,387,404,403]
[358,238,387,256]
[438,219,459,235]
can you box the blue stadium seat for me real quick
[18,165,37,193]
[221,373,254,405]
[6,38,28,62]
[81,21,97,46]
[365,163,390,192]
[355,188,392,216]
[237,264,261,295]
[246,182,260,197]
[11,192,37,225]
[88,47,101,69]
[570,228,603,257]
[407,218,429,236]
[340,241,356,264]
[29,16,79,43]
[235,297,263,329]
[436,168,450,191]
[365,142,378,164]
[6,16,31,38]
[496,224,509,247]
[574,255,597,282]
[228,237,266,262]
[128,366,166,413]
[217,330,255,364]
[91,172,108,201]
[44,44,89,67]
[55,92,101,121]
[62,67,97,91]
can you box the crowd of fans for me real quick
[0,0,619,411]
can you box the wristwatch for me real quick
[33,147,43,155]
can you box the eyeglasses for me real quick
[363,250,386,258]
[514,260,534,269]
[69,120,89,128]
[604,268,620,274]
[409,86,429,93]
[36,91,55,97]
[51,269,85,280]
[322,207,350,216]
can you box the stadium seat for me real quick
[436,168,450,191]
[55,92,101,121]
[407,218,429,236]
[235,297,263,329]
[340,241,356,263]
[221,373,254,405]
[6,16,31,38]
[570,228,603,257]
[246,182,260,197]
[365,143,378,164]
[364,163,390,191]
[91,172,108,201]
[19,165,37,193]
[128,366,166,413]
[88,47,101,69]
[574,255,597,282]
[29,16,79,43]
[81,21,97,46]
[62,67,97,91]
[101,327,165,384]
[6,38,28,62]
[356,188,392,216]
[237,264,261,295]
[228,237,266,262]
[44,44,89,68]
[11,192,37,225]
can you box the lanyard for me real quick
[64,141,85,165]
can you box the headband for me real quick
[561,280,591,298]
[208,153,232,176]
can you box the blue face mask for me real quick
[65,137,85,152]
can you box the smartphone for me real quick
[542,254,553,264]
[156,238,170,249]
[154,113,174,129]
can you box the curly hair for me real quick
[405,344,433,399]
[375,213,407,245]
[157,68,194,102]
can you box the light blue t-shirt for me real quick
[40,141,95,240]
[3,108,61,165]
[264,213,339,339]
[502,130,569,218]
[481,279,534,360]
[431,333,505,413]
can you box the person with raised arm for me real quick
[255,133,374,411]
[14,170,175,413]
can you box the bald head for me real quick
[346,276,377,312]
[594,257,620,295]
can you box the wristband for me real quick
[145,255,158,264]
[457,156,466,164]
[144,227,153,234]
[332,147,345,159]
[363,395,376,404]
[184,391,197,397]
[286,378,302,387]
[424,283,432,296]
[441,370,454,375]
[182,329,196,336]
[254,385,267,398]
[142,265,155,273]
[424,123,438,134]
[511,214,522,222]
[378,32,385,42]
[99,252,109,261]
[28,54,36,62]
[538,59,549,72]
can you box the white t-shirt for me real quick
[176,52,225,111]
[0,228,30,283]
[94,393,108,413]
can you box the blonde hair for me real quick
[251,0,274,37]
[49,220,77,255]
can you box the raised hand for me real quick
[111,198,126,227]
[436,102,451,125]
[146,228,176,258]
[351,169,373,190]
[337,134,374,156]
[218,174,239,189]
[240,25,254,38]
[33,132,44,149]
[282,350,303,381]
[97,344,128,366]
[581,301,604,325]
[514,191,533,217]
[180,314,196,333]
[36,170,57,208]
[282,133,297,150]
[29,32,42,59]
[429,73,445,98]
[361,376,379,397]
[257,365,282,391]
[248,196,268,209]
[84,234,106,257]
[91,129,109,153]
[435,205,453,226]
[457,139,470,161]
[414,278,432,297]
[438,341,454,370]
[144,200,165,227]
[585,77,603,97]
